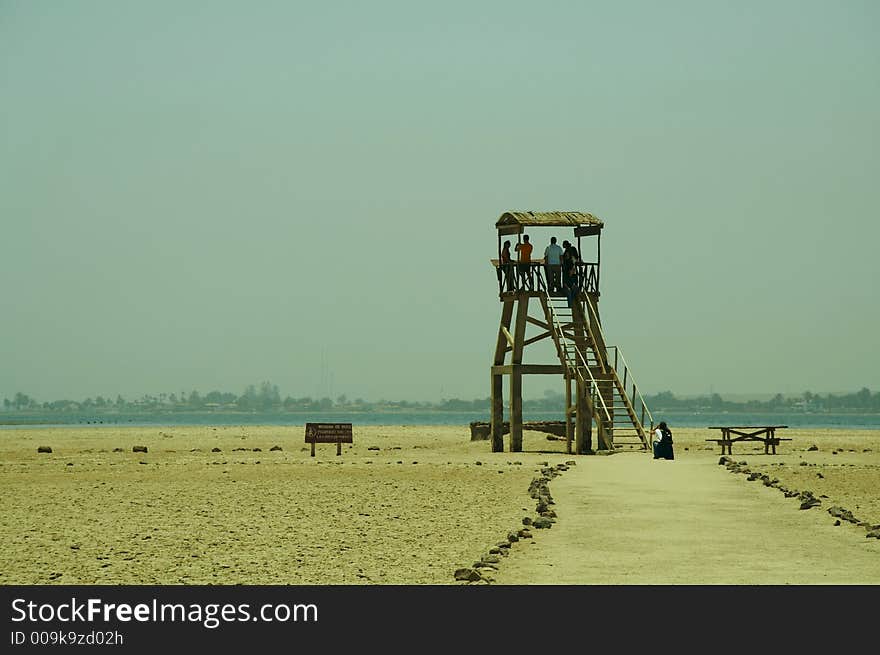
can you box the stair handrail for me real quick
[537,281,612,426]
[606,344,654,432]
[579,293,654,433]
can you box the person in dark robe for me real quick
[561,241,578,307]
[652,421,674,460]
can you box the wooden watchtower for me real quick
[489,211,653,454]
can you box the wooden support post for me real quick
[565,375,572,454]
[575,377,589,454]
[337,440,342,456]
[583,384,593,453]
[509,294,529,453]
[490,299,514,452]
[510,367,523,452]
[491,372,504,453]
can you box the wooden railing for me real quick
[537,275,614,436]
[492,260,599,294]
[605,345,654,437]
[580,293,654,439]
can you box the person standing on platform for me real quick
[543,236,563,294]
[652,421,675,460]
[561,241,578,307]
[515,234,534,290]
[500,240,514,291]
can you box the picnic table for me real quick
[707,426,791,455]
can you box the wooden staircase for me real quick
[539,287,653,452]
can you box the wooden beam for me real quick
[512,296,528,364]
[519,331,551,349]
[492,364,565,375]
[526,316,551,331]
[500,326,515,349]
[498,224,523,236]
[493,299,514,366]
[574,225,602,237]
[498,290,547,299]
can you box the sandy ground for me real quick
[1,425,878,585]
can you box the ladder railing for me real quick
[537,278,613,443]
[579,293,653,446]
[605,345,654,439]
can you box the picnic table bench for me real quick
[706,426,791,455]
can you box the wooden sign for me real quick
[305,422,353,457]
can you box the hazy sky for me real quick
[2,1,878,402]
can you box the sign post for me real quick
[305,422,353,457]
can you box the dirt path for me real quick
[490,453,880,584]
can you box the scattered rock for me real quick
[113,447,124,452]
[481,554,502,564]
[252,448,262,452]
[211,447,221,453]
[866,530,880,539]
[454,568,482,582]
[816,472,824,479]
[834,520,841,526]
[269,446,282,451]
[132,446,148,453]
[517,529,532,539]
[367,446,380,451]
[507,532,519,543]
[807,445,818,451]
[718,456,733,465]
[475,461,482,466]
[798,492,820,510]
[522,517,532,526]
[532,517,554,529]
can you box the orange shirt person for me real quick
[514,235,533,262]
[514,235,534,289]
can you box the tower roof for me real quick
[495,211,603,230]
